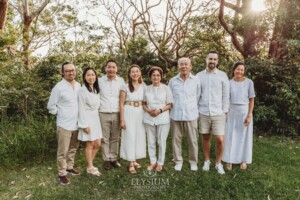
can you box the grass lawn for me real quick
[0,135,299,199]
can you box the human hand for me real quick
[244,115,251,127]
[149,109,160,117]
[120,120,126,129]
[83,127,90,134]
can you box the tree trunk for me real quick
[0,0,8,32]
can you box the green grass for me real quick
[0,136,299,199]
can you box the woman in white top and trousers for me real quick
[143,66,173,172]
[78,67,103,176]
[222,61,255,170]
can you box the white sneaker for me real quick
[190,163,198,171]
[202,160,211,171]
[215,163,225,175]
[174,163,183,171]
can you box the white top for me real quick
[120,83,146,101]
[168,73,201,121]
[98,75,125,113]
[230,78,255,104]
[78,86,101,129]
[197,68,229,116]
[143,84,173,125]
[47,79,81,131]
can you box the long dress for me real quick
[222,78,255,164]
[78,86,102,141]
[120,83,146,161]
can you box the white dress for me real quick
[120,83,146,161]
[78,86,102,141]
[222,78,255,164]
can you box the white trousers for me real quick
[145,123,170,165]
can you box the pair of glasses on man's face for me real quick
[64,69,75,73]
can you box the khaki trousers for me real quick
[172,119,198,164]
[99,113,121,161]
[56,127,79,176]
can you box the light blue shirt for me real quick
[230,78,255,104]
[168,73,200,121]
[197,68,229,116]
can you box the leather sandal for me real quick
[147,163,157,171]
[129,163,136,174]
[226,163,232,171]
[240,162,247,170]
[133,162,142,169]
[155,164,163,172]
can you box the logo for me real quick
[131,170,170,191]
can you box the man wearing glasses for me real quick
[47,62,81,185]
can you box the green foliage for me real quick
[0,116,56,166]
[247,59,300,136]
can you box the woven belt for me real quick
[125,101,142,107]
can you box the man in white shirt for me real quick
[169,57,201,171]
[47,62,81,185]
[197,51,229,174]
[98,60,125,170]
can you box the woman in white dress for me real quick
[142,66,173,172]
[78,67,102,176]
[222,61,255,170]
[119,64,146,174]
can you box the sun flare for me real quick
[251,0,267,12]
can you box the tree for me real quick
[0,0,8,31]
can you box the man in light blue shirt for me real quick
[169,57,201,171]
[197,51,229,174]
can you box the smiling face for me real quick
[178,58,192,76]
[84,69,96,85]
[105,61,118,79]
[150,70,162,85]
[129,66,141,82]
[233,64,245,79]
[206,53,218,71]
[63,64,76,82]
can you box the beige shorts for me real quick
[199,113,226,135]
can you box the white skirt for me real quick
[120,105,146,161]
[78,110,102,141]
[222,104,253,164]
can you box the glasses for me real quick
[64,69,75,73]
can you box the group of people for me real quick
[47,51,255,185]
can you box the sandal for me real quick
[147,163,157,171]
[226,163,232,171]
[133,162,142,169]
[240,162,247,170]
[155,164,163,172]
[129,163,136,174]
[86,167,101,177]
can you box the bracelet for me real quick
[160,109,163,113]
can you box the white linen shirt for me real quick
[47,78,81,131]
[143,84,173,125]
[98,75,125,113]
[197,68,229,116]
[168,73,200,121]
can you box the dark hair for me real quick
[207,50,219,56]
[82,67,100,94]
[231,61,245,78]
[105,59,117,67]
[128,64,143,93]
[61,61,72,77]
[148,66,163,78]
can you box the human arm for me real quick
[119,90,126,129]
[47,86,60,115]
[244,98,254,127]
[78,89,90,134]
[222,74,230,114]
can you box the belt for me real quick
[125,101,142,107]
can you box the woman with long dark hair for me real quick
[119,64,146,174]
[78,67,102,176]
[222,61,255,170]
